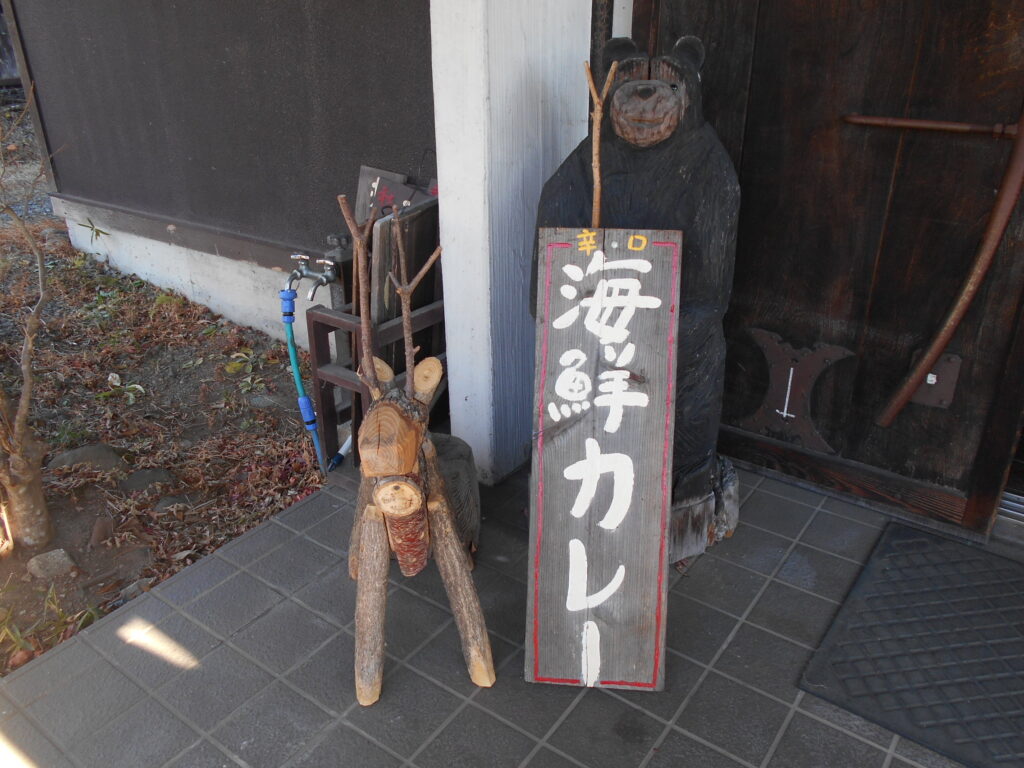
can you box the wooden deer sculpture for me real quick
[337,195,496,706]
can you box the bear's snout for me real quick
[610,80,682,149]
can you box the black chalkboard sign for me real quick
[526,227,683,690]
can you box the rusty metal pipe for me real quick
[844,114,1017,140]
[876,107,1024,427]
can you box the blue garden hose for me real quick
[280,288,328,477]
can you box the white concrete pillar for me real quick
[430,0,591,483]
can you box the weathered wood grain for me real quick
[719,426,968,526]
[424,440,494,688]
[526,227,681,690]
[843,1,1024,490]
[354,505,389,706]
[714,0,1024,529]
[723,0,925,453]
[657,0,761,169]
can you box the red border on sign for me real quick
[532,237,681,688]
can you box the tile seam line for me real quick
[661,649,900,754]
[394,637,588,760]
[281,640,432,768]
[663,629,903,745]
[737,519,876,566]
[636,494,827,768]
[313,618,472,768]
[78,631,252,768]
[672,585,841,625]
[153,538,325,611]
[399,700,473,767]
[280,715,409,768]
[880,733,899,768]
[0,695,91,768]
[100,596,353,743]
[700,548,851,598]
[403,614,593,768]
[12,649,150,765]
[514,687,591,768]
[387,576,529,649]
[758,689,804,768]
[681,553,846,604]
[597,687,760,768]
[273,492,348,525]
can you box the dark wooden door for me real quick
[658,0,1024,531]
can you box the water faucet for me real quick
[307,259,339,302]
[284,254,339,302]
[285,254,312,291]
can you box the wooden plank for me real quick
[306,301,445,346]
[965,297,1024,532]
[631,0,659,57]
[526,227,682,690]
[723,0,926,454]
[718,426,969,527]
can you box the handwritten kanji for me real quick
[594,370,649,433]
[552,251,661,343]
[577,229,598,255]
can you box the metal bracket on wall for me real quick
[909,352,961,409]
[736,328,854,455]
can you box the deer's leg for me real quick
[354,504,389,706]
[427,493,496,688]
[348,476,375,581]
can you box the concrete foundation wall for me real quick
[56,198,317,350]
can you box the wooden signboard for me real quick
[526,227,683,690]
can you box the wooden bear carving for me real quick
[536,36,741,561]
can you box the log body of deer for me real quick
[338,196,495,707]
[535,36,741,562]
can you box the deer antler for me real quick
[388,210,442,399]
[338,195,379,394]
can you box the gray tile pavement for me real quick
[0,463,972,767]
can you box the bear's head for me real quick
[602,36,705,148]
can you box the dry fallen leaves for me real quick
[1,221,325,670]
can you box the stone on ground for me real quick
[46,444,125,471]
[27,549,76,579]
[119,468,174,494]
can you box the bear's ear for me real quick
[671,36,705,72]
[602,37,640,75]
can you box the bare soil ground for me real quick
[0,96,324,672]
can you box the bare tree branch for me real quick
[337,194,379,394]
[584,60,619,228]
[387,211,442,399]
[0,204,47,449]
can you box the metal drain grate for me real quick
[802,523,1024,767]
